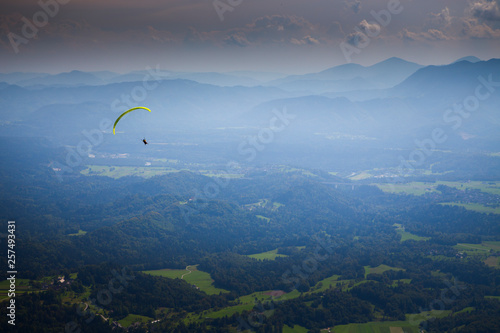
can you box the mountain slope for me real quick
[392,58,500,99]
[266,57,423,93]
[16,70,105,87]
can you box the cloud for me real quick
[157,14,325,49]
[397,28,451,42]
[398,3,500,42]
[461,17,500,38]
[326,21,345,39]
[453,0,500,39]
[249,15,315,33]
[343,19,381,46]
[184,26,205,43]
[224,32,251,47]
[345,31,368,46]
[398,28,421,42]
[290,35,320,45]
[426,29,451,40]
[358,20,380,36]
[0,13,23,34]
[147,26,175,43]
[469,0,500,21]
[218,15,321,46]
[345,0,362,14]
[425,7,452,29]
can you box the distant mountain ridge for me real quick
[14,70,105,87]
[452,56,482,64]
[1,57,498,148]
[392,58,500,99]
[265,57,424,93]
[0,56,486,90]
[238,58,500,142]
[0,69,263,88]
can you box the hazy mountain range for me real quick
[1,56,498,153]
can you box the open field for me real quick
[247,248,288,260]
[391,279,412,287]
[364,265,404,278]
[244,199,284,211]
[350,171,374,181]
[0,279,32,302]
[256,215,271,222]
[118,314,153,328]
[455,243,491,252]
[311,272,410,293]
[310,275,341,292]
[61,286,91,305]
[277,166,317,177]
[284,324,309,332]
[142,265,229,295]
[273,202,284,209]
[393,224,430,242]
[439,202,500,214]
[202,173,244,178]
[314,277,369,292]
[484,241,500,251]
[435,181,500,195]
[332,310,452,333]
[485,295,500,300]
[454,307,474,315]
[375,182,438,196]
[399,231,430,242]
[143,268,185,279]
[376,181,500,196]
[332,320,420,333]
[67,229,87,236]
[205,289,300,320]
[244,199,269,209]
[81,165,181,179]
[454,242,500,267]
[455,241,500,254]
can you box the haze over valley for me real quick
[1,1,500,332]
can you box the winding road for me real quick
[181,265,196,279]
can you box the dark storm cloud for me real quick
[345,0,362,14]
[469,0,500,21]
[1,0,499,72]
[224,32,251,47]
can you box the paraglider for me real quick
[113,107,151,135]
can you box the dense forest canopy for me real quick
[0,135,499,332]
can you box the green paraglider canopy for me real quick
[113,107,151,135]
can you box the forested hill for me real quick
[0,138,499,332]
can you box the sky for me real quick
[1,0,500,74]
